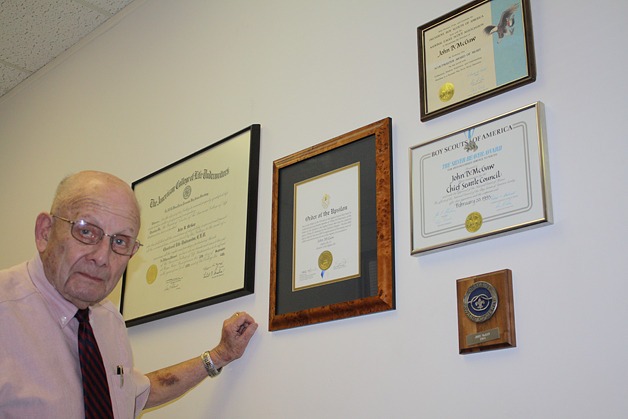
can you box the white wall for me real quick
[1,0,627,418]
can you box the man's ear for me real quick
[35,213,53,252]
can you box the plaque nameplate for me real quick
[456,269,516,355]
[466,327,500,346]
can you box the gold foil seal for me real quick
[465,212,483,233]
[146,264,158,285]
[318,250,333,271]
[439,82,455,102]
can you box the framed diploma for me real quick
[410,102,551,255]
[121,125,260,326]
[269,118,395,331]
[417,0,536,121]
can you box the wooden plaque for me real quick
[456,269,516,355]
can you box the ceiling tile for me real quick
[0,0,134,97]
[0,61,30,96]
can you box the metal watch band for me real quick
[201,351,222,378]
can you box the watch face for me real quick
[463,281,498,323]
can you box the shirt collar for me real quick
[28,254,79,329]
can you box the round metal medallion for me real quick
[463,281,498,323]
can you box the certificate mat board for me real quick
[121,125,260,326]
[410,102,551,254]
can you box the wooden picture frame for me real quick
[417,0,536,121]
[269,118,395,331]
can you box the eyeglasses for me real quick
[51,214,142,256]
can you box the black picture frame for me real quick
[121,125,260,326]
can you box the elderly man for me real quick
[0,171,258,418]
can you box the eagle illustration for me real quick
[484,3,519,43]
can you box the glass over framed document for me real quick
[121,125,260,326]
[417,0,536,121]
[269,118,395,331]
[410,102,551,254]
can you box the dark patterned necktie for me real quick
[75,308,114,419]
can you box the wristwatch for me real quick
[201,351,222,377]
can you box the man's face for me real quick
[37,180,140,309]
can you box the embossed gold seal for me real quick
[439,82,455,102]
[318,250,333,271]
[146,264,158,285]
[465,211,483,233]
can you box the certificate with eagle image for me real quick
[417,0,536,121]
